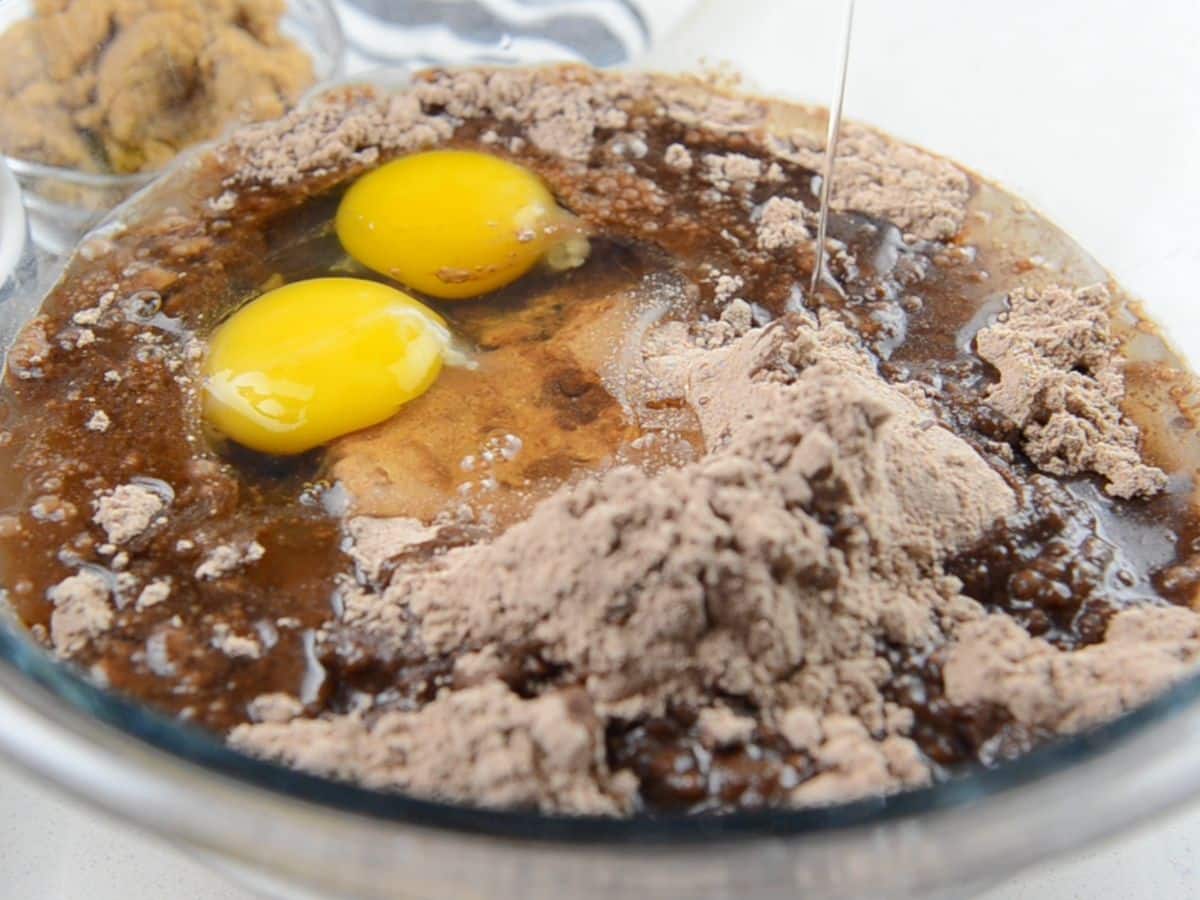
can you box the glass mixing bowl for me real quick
[2,3,1200,898]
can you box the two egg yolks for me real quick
[203,150,584,455]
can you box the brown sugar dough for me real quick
[0,0,314,173]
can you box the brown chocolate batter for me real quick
[2,66,1199,815]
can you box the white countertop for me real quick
[2,1,1200,897]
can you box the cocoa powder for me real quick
[234,315,1018,811]
[4,65,1195,817]
[975,283,1167,499]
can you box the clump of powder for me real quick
[699,152,765,194]
[234,317,1017,811]
[943,607,1200,734]
[92,482,167,545]
[975,283,1166,498]
[227,66,965,246]
[225,86,453,186]
[778,122,970,242]
[247,692,304,724]
[227,66,647,184]
[85,410,111,433]
[134,578,170,611]
[211,622,262,659]
[343,516,439,583]
[756,196,812,250]
[696,706,756,747]
[232,681,636,814]
[195,540,265,580]
[788,714,930,806]
[663,142,692,171]
[47,570,113,655]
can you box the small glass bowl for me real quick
[0,156,27,301]
[0,0,346,255]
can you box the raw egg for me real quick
[335,149,589,300]
[203,278,451,455]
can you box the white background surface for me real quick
[3,0,1200,897]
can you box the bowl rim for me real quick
[1,154,156,189]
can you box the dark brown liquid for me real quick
[1,96,1198,813]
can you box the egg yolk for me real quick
[203,278,450,455]
[335,149,589,300]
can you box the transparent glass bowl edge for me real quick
[3,618,1200,899]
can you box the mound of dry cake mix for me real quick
[3,66,1200,815]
